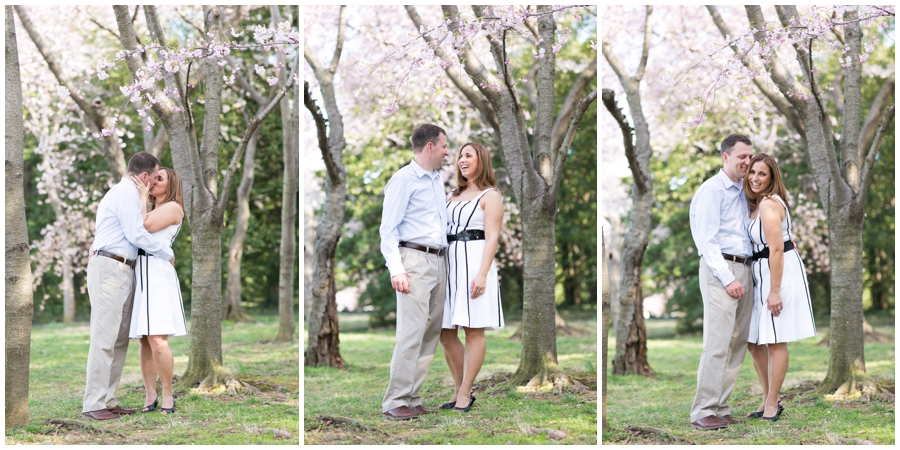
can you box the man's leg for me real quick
[716,262,754,416]
[82,257,133,413]
[382,249,432,413]
[409,254,445,407]
[690,258,740,423]
[105,273,135,409]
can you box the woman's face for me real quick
[748,160,771,194]
[458,145,479,180]
[151,169,169,198]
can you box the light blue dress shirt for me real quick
[92,178,175,262]
[380,160,448,277]
[689,169,751,287]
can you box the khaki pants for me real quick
[690,258,753,422]
[382,247,446,412]
[83,255,135,413]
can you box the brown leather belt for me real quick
[399,241,445,257]
[722,253,751,265]
[93,250,136,268]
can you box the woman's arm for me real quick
[470,190,503,298]
[760,198,786,316]
[143,202,183,233]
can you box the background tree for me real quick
[304,4,347,368]
[601,5,654,376]
[6,4,35,428]
[601,229,610,432]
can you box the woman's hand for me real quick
[470,274,487,299]
[766,291,783,317]
[130,175,150,200]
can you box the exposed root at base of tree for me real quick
[821,378,894,403]
[831,437,874,445]
[46,419,124,437]
[316,416,390,436]
[626,426,695,445]
[520,425,567,440]
[247,427,294,439]
[179,364,248,394]
[513,367,589,395]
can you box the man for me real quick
[82,152,176,421]
[379,124,450,420]
[688,134,754,431]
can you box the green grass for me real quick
[304,312,598,444]
[6,315,299,445]
[604,317,895,444]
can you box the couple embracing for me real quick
[82,152,187,421]
[379,124,506,420]
[689,134,817,430]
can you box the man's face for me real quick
[426,134,450,170]
[723,143,753,181]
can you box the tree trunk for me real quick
[223,128,259,323]
[275,7,298,341]
[601,229,610,432]
[303,6,348,367]
[6,5,35,428]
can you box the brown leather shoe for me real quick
[383,405,419,420]
[107,405,136,415]
[691,415,727,430]
[412,405,435,415]
[83,409,119,421]
[720,414,743,424]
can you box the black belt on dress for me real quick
[93,250,136,268]
[399,241,445,257]
[751,241,795,261]
[447,229,485,243]
[137,248,153,257]
[722,253,751,265]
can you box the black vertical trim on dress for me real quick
[145,254,150,336]
[767,256,777,343]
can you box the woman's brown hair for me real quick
[743,153,789,213]
[454,142,496,193]
[149,167,185,213]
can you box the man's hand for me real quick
[725,280,744,298]
[391,273,410,294]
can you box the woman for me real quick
[440,142,505,413]
[128,167,187,415]
[743,153,815,422]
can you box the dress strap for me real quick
[474,188,497,201]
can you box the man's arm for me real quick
[691,187,736,288]
[118,189,175,261]
[379,175,411,278]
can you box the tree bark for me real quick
[223,128,259,323]
[601,6,654,376]
[304,7,348,366]
[738,6,896,397]
[601,229,610,431]
[6,5,35,429]
[274,5,298,343]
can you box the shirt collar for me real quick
[410,159,439,180]
[716,169,742,190]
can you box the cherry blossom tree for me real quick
[6,4,35,428]
[601,5,654,377]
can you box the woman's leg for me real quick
[747,343,769,412]
[764,343,789,417]
[147,335,175,411]
[139,337,158,407]
[440,328,465,402]
[454,327,486,409]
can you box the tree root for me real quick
[516,368,586,395]
[317,416,390,436]
[247,427,293,439]
[520,425,567,440]
[831,437,873,445]
[180,364,248,394]
[46,419,124,437]
[822,378,894,401]
[626,426,695,445]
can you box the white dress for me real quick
[443,189,505,330]
[747,195,815,344]
[129,222,188,338]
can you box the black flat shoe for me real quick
[142,397,158,413]
[746,410,763,419]
[452,395,476,413]
[440,401,456,409]
[160,399,176,415]
[762,408,781,422]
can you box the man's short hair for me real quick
[720,134,752,154]
[127,151,160,175]
[410,124,447,153]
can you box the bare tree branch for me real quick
[550,55,596,155]
[304,82,338,182]
[601,89,634,157]
[329,6,346,75]
[859,104,895,194]
[858,73,895,158]
[634,6,652,82]
[551,89,596,195]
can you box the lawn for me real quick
[304,311,598,444]
[603,314,895,445]
[6,315,299,445]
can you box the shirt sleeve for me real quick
[118,187,175,261]
[691,185,736,287]
[380,174,411,277]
